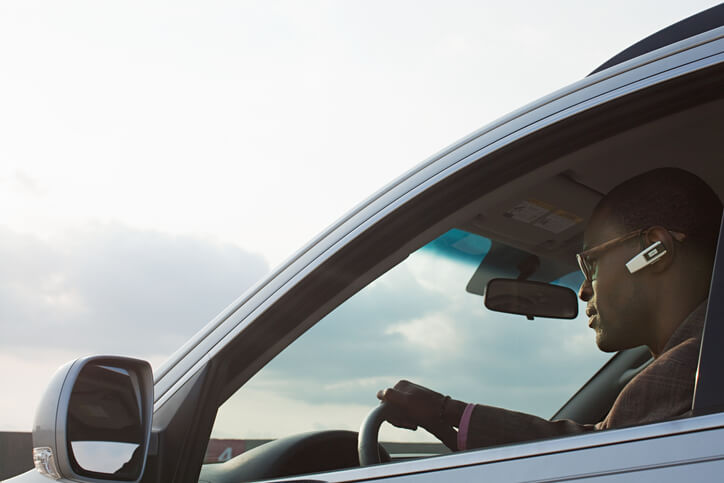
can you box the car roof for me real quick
[589,3,724,75]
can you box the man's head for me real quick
[578,168,722,355]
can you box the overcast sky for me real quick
[1,0,720,432]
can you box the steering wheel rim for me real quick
[358,402,395,466]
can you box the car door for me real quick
[136,27,724,483]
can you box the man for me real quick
[377,168,723,451]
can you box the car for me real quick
[9,5,724,483]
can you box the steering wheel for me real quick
[358,403,396,466]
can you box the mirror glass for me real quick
[67,363,145,479]
[485,278,578,319]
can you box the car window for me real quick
[196,88,723,482]
[205,229,609,462]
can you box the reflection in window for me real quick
[71,441,139,474]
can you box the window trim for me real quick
[693,212,724,415]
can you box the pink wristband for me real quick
[457,403,475,451]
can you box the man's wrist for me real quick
[442,398,467,427]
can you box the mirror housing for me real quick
[32,355,153,482]
[484,278,578,320]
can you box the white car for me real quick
[9,5,724,483]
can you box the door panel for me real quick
[356,422,724,482]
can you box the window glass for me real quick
[207,229,609,462]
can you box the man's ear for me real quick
[641,226,676,273]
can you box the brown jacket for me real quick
[465,302,706,449]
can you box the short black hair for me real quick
[598,168,723,258]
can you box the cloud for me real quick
[0,224,269,359]
[0,223,269,430]
[386,313,459,355]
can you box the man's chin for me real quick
[595,330,642,353]
[594,331,620,353]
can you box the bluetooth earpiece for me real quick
[626,241,667,274]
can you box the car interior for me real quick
[195,67,724,482]
[456,97,724,425]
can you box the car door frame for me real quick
[143,28,724,483]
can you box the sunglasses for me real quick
[576,228,686,282]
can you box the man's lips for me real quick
[586,307,597,328]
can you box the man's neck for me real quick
[649,294,706,358]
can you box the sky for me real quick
[1,0,720,433]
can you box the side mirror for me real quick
[484,278,578,320]
[32,356,153,482]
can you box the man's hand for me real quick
[376,380,445,430]
[377,380,463,450]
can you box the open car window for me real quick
[206,229,609,462]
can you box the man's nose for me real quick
[578,278,593,302]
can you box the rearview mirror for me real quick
[484,278,578,320]
[32,355,153,482]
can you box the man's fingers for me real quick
[387,417,418,431]
[377,387,418,430]
[385,402,419,430]
[377,387,407,406]
[394,379,412,390]
[377,381,454,437]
